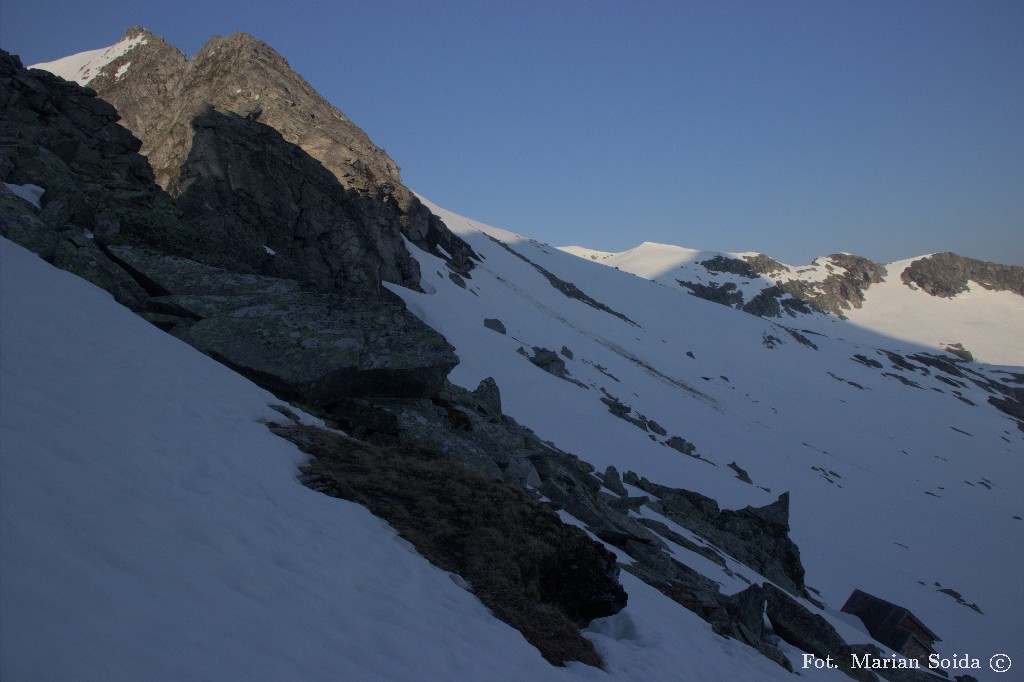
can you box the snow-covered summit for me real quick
[30,28,149,84]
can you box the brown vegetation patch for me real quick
[269,423,627,668]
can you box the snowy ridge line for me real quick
[31,31,148,85]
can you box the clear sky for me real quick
[2,0,1022,266]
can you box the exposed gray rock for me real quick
[700,255,758,278]
[530,347,568,378]
[472,377,503,417]
[741,287,782,316]
[728,461,753,484]
[776,254,887,319]
[52,233,148,307]
[601,465,629,497]
[665,435,697,457]
[941,343,974,362]
[483,317,506,334]
[901,252,1024,298]
[743,254,790,276]
[107,244,300,297]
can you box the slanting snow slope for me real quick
[1,237,827,680]
[560,242,1024,366]
[392,200,1024,681]
[29,33,148,85]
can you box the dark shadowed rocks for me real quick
[700,254,759,278]
[765,584,879,682]
[176,108,421,292]
[624,474,807,598]
[483,317,507,334]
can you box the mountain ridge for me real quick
[561,241,1024,366]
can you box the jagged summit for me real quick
[30,28,477,275]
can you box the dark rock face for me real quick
[176,109,421,293]
[742,287,784,317]
[900,252,1024,298]
[743,253,790,276]
[107,245,455,402]
[64,27,477,276]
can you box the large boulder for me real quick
[104,245,456,403]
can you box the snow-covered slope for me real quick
[390,201,1023,680]
[29,31,149,85]
[2,237,839,680]
[561,242,1024,366]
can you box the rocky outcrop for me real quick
[529,347,568,378]
[44,27,477,276]
[743,253,790,277]
[677,280,745,307]
[700,255,759,278]
[175,108,421,292]
[624,474,807,597]
[900,252,1024,298]
[777,254,887,318]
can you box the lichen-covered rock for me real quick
[177,290,458,403]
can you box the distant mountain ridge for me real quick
[562,243,1024,366]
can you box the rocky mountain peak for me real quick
[33,28,477,276]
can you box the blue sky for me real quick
[3,0,1022,266]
